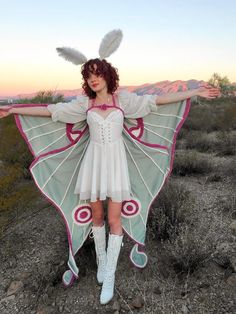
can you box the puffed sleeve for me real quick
[47,95,88,123]
[118,90,159,118]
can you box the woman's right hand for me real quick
[0,105,12,118]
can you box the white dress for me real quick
[47,91,158,202]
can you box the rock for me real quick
[0,295,16,303]
[59,260,65,267]
[181,304,189,313]
[216,242,230,253]
[36,306,56,314]
[112,300,121,311]
[17,271,31,281]
[19,293,24,299]
[198,282,210,289]
[230,256,236,272]
[41,293,49,304]
[153,286,162,294]
[213,254,231,269]
[229,220,236,236]
[8,257,17,268]
[7,280,24,296]
[130,295,144,308]
[55,236,61,244]
[158,263,170,278]
[121,303,132,311]
[181,290,191,297]
[226,273,236,290]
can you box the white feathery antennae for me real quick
[56,47,88,65]
[98,29,123,60]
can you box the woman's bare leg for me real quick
[90,198,104,226]
[107,198,123,235]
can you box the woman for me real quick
[0,57,220,305]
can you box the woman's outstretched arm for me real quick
[156,85,221,105]
[0,105,51,119]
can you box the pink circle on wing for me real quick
[121,199,141,218]
[73,205,92,225]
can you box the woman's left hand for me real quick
[196,85,221,99]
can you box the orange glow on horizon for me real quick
[1,65,236,98]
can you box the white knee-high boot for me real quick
[100,233,123,305]
[91,223,107,285]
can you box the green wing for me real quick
[121,98,191,268]
[15,110,92,280]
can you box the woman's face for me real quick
[86,64,108,93]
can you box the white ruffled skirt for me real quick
[74,138,132,202]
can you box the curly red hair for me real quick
[81,58,119,98]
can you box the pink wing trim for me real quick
[13,105,91,276]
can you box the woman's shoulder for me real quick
[75,94,89,109]
[116,89,132,105]
[76,94,89,103]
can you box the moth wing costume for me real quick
[14,90,191,285]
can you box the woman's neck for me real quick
[95,90,112,104]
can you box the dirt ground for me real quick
[0,155,235,314]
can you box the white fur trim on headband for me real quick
[56,29,123,66]
[56,47,88,65]
[98,29,123,60]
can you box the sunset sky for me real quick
[1,0,235,97]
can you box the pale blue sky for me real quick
[1,0,235,96]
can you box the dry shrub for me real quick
[172,150,213,176]
[214,100,236,131]
[205,173,223,183]
[0,163,38,233]
[184,130,216,152]
[176,127,188,141]
[148,179,195,240]
[215,131,236,156]
[162,206,226,274]
[182,129,236,156]
[183,102,216,133]
[0,164,23,196]
[215,194,236,219]
[183,97,236,133]
[0,184,39,233]
[148,178,230,275]
[221,158,236,185]
[0,115,32,168]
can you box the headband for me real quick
[56,29,123,65]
